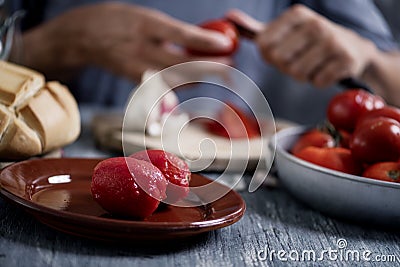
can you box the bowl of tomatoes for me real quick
[272,89,400,227]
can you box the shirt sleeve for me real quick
[293,0,398,51]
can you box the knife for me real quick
[227,18,374,93]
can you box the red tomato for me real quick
[338,130,351,148]
[130,150,191,203]
[291,129,335,155]
[295,147,361,175]
[356,105,400,126]
[188,19,239,56]
[327,90,385,132]
[350,117,400,163]
[362,162,400,183]
[91,157,167,218]
[204,119,230,138]
[205,102,260,138]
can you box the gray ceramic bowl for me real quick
[272,126,400,227]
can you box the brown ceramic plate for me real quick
[0,158,245,241]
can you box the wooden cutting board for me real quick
[91,113,296,172]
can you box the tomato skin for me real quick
[327,90,385,132]
[188,19,239,56]
[220,102,260,138]
[291,129,335,155]
[350,117,400,163]
[294,147,361,175]
[130,150,191,203]
[205,102,260,139]
[362,162,400,183]
[91,157,167,218]
[338,130,351,148]
[356,106,400,126]
[204,119,230,138]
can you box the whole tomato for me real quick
[291,129,335,155]
[91,157,168,218]
[338,130,351,148]
[130,150,191,203]
[362,162,400,183]
[356,105,400,126]
[327,90,385,132]
[295,147,361,175]
[350,117,400,163]
[188,19,239,56]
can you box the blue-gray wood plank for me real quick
[1,106,399,267]
[2,186,400,267]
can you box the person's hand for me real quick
[22,2,234,81]
[226,5,378,88]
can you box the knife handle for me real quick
[338,78,374,94]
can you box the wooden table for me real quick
[1,106,399,267]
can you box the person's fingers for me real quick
[268,18,328,67]
[139,42,190,67]
[143,10,233,53]
[101,41,155,81]
[161,59,233,88]
[256,4,316,49]
[224,9,265,34]
[283,41,332,82]
[117,59,152,82]
[106,39,234,82]
[143,41,233,69]
[187,56,234,66]
[312,59,352,88]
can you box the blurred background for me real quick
[0,0,399,125]
[374,0,400,43]
[2,1,399,57]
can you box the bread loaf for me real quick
[0,61,80,160]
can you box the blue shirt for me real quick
[23,0,400,124]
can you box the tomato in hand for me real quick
[350,117,400,163]
[291,129,335,155]
[356,105,400,126]
[327,89,385,132]
[295,147,361,175]
[188,19,239,56]
[362,162,400,183]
